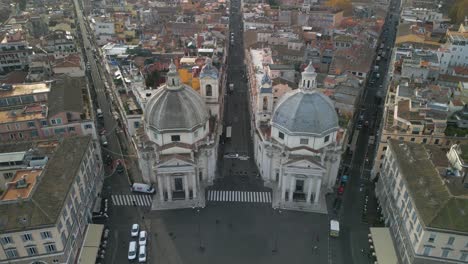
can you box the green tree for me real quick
[145,70,160,88]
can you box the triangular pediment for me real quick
[284,157,324,170]
[157,156,194,168]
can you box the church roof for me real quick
[272,89,339,137]
[145,63,209,132]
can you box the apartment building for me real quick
[0,77,97,141]
[0,136,104,264]
[0,30,32,74]
[376,140,468,264]
[371,81,468,178]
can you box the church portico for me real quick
[153,170,206,210]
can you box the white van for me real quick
[131,183,155,194]
[128,241,137,260]
[96,108,104,118]
[138,245,147,262]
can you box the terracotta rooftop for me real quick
[1,169,42,201]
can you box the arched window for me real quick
[206,84,212,97]
[307,80,311,88]
[171,78,175,86]
[263,97,268,111]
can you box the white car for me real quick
[138,245,147,263]
[131,224,139,237]
[128,241,137,260]
[139,230,147,246]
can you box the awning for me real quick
[369,227,398,264]
[77,224,105,264]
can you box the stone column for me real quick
[314,178,321,204]
[306,177,314,203]
[166,176,172,201]
[184,175,189,200]
[281,174,286,201]
[288,175,295,201]
[158,174,164,201]
[192,173,197,198]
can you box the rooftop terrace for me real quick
[1,169,42,201]
[0,83,50,98]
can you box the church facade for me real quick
[135,60,221,210]
[253,62,345,213]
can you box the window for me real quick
[5,248,18,259]
[428,233,436,243]
[206,85,213,97]
[26,245,38,256]
[441,249,450,258]
[153,133,158,140]
[44,243,57,253]
[134,121,140,128]
[461,253,468,261]
[447,237,455,245]
[51,119,57,125]
[300,138,309,145]
[423,246,432,256]
[324,135,330,143]
[22,233,33,242]
[410,138,415,142]
[40,231,52,239]
[416,223,422,235]
[84,124,92,129]
[383,146,387,151]
[56,118,62,124]
[194,130,199,138]
[278,132,284,140]
[1,236,13,245]
[434,139,439,145]
[41,120,47,126]
[27,121,35,127]
[61,232,67,247]
[171,135,180,142]
[68,127,75,132]
[422,138,427,144]
[3,172,13,179]
[31,130,38,137]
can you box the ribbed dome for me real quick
[145,84,209,132]
[272,90,339,136]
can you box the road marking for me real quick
[111,194,153,207]
[207,191,271,203]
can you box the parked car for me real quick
[131,224,139,237]
[128,241,137,260]
[139,231,147,246]
[138,245,147,262]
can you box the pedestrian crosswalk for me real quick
[207,190,271,203]
[111,195,153,207]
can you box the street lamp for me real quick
[192,204,205,253]
[272,207,282,254]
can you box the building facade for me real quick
[0,136,104,264]
[136,61,221,210]
[253,62,344,213]
[376,140,468,264]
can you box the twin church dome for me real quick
[144,60,338,137]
